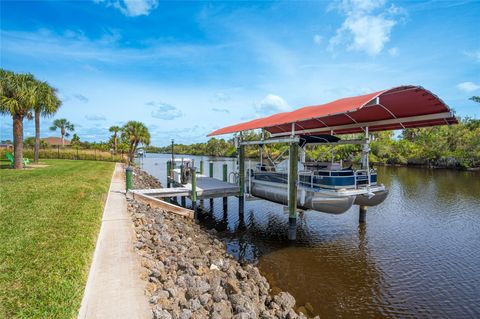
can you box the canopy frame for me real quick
[208,85,457,137]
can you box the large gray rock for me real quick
[179,309,192,319]
[274,292,296,310]
[211,300,232,318]
[152,307,172,319]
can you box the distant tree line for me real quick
[149,116,480,169]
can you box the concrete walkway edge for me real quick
[78,163,150,319]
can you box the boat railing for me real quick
[229,171,239,184]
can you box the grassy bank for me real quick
[0,160,115,318]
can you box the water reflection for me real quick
[140,154,480,318]
[259,224,385,318]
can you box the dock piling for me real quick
[125,166,133,191]
[223,164,228,182]
[239,145,245,198]
[191,168,197,219]
[166,161,171,188]
[288,142,299,241]
[223,197,228,212]
[359,205,367,223]
[209,198,214,213]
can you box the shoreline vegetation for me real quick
[130,167,316,319]
[146,117,480,170]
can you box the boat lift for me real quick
[209,85,457,239]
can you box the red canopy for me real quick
[208,85,457,136]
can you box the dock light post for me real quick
[209,161,214,178]
[126,166,133,191]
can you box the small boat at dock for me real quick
[249,154,388,214]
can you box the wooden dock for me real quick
[128,177,240,219]
[133,177,240,199]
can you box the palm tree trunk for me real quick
[61,127,65,147]
[114,135,117,154]
[12,114,24,169]
[34,110,40,163]
[128,141,136,164]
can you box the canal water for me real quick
[139,153,480,318]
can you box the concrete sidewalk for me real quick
[78,163,150,319]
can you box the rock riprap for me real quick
[133,166,162,189]
[128,199,317,319]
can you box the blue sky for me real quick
[1,0,479,145]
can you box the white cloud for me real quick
[457,82,480,93]
[329,0,404,56]
[212,108,230,113]
[388,47,399,57]
[94,0,159,17]
[464,50,480,62]
[255,94,290,116]
[85,114,106,121]
[313,34,323,45]
[0,29,226,65]
[148,101,183,120]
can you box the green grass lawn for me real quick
[0,160,115,318]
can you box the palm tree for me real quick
[32,81,61,162]
[121,121,150,164]
[50,118,74,147]
[471,96,480,103]
[109,125,121,154]
[0,69,37,169]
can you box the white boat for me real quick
[170,158,194,184]
[249,148,388,214]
